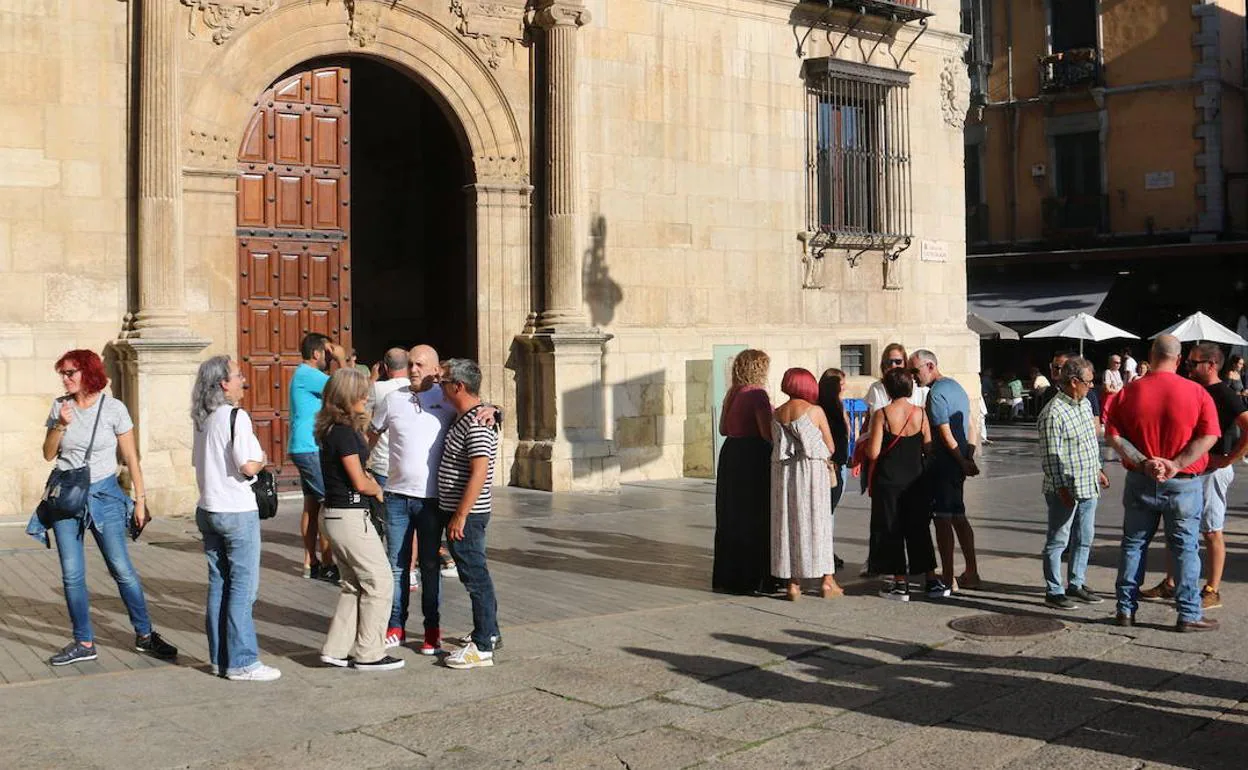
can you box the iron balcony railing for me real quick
[825,0,932,23]
[1039,47,1102,92]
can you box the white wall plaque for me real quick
[921,239,949,262]
[1145,171,1175,190]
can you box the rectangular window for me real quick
[804,58,912,244]
[1054,131,1101,197]
[840,344,870,377]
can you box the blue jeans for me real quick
[383,493,440,630]
[288,451,324,501]
[50,476,152,643]
[1116,473,1204,622]
[443,510,499,651]
[1042,492,1098,596]
[196,508,262,675]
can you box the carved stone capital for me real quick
[181,0,274,45]
[532,1,591,30]
[473,155,530,186]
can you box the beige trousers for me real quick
[320,507,393,663]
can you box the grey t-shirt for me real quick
[47,395,134,483]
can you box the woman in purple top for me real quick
[712,349,774,594]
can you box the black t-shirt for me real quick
[1206,381,1247,457]
[319,423,370,508]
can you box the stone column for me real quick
[134,0,193,337]
[115,0,209,516]
[534,1,591,331]
[513,1,617,491]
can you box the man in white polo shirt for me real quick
[370,345,455,655]
[370,344,499,656]
[366,347,410,489]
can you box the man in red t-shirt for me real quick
[1105,335,1220,631]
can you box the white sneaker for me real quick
[440,563,458,578]
[320,654,350,668]
[457,632,502,650]
[445,641,493,670]
[227,663,282,682]
[408,570,420,592]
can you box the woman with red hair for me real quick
[770,367,840,600]
[33,349,177,666]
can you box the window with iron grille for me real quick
[840,344,870,377]
[803,58,913,246]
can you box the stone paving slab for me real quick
[1,427,1247,768]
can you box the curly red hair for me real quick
[55,349,108,394]
[780,367,818,403]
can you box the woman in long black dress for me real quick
[864,368,944,601]
[819,369,850,571]
[712,349,773,594]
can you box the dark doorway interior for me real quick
[347,57,473,365]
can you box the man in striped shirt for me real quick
[1037,356,1109,610]
[437,358,500,670]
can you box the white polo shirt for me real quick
[366,377,408,476]
[370,384,456,498]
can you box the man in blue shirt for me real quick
[910,349,981,594]
[289,332,346,581]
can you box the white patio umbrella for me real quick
[1023,312,1139,356]
[967,312,1020,340]
[1149,311,1248,345]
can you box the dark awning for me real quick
[968,277,1116,327]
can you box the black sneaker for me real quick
[880,579,910,602]
[135,632,178,660]
[49,641,98,666]
[302,562,321,580]
[319,565,341,585]
[352,655,405,672]
[925,579,951,599]
[1068,585,1104,604]
[1045,594,1078,610]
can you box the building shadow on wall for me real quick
[582,214,623,327]
[685,359,713,478]
[610,369,667,478]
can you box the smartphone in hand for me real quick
[129,514,148,541]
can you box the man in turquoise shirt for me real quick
[288,332,346,582]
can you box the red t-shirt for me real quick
[1104,371,1220,475]
[721,386,772,439]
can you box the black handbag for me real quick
[230,407,279,520]
[38,395,105,524]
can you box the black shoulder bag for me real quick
[38,395,105,524]
[230,407,279,520]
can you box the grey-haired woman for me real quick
[191,355,280,681]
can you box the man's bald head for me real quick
[383,347,409,375]
[1150,334,1181,372]
[408,344,441,392]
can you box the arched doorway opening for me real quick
[235,56,472,481]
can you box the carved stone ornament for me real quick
[185,129,237,170]
[797,231,824,290]
[345,0,381,48]
[473,155,530,186]
[940,57,970,130]
[532,1,591,29]
[450,0,529,69]
[181,0,274,45]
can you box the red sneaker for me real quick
[384,627,405,649]
[420,628,442,656]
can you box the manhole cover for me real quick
[949,613,1065,638]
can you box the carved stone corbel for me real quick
[344,0,381,48]
[181,0,274,45]
[451,0,529,69]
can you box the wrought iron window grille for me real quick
[802,57,914,267]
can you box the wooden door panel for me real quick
[274,174,306,228]
[238,64,349,487]
[311,115,342,167]
[274,111,306,166]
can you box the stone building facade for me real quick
[0,0,975,516]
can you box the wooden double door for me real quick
[236,65,352,483]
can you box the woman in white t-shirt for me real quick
[191,355,280,682]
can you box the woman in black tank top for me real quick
[864,369,945,601]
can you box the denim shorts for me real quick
[288,451,325,501]
[929,464,966,518]
[1201,465,1233,533]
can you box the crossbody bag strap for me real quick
[229,406,239,446]
[80,394,105,465]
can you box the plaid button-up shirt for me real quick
[1037,390,1102,499]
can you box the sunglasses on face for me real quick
[885,358,904,367]
[57,369,79,379]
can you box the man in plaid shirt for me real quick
[1037,356,1109,610]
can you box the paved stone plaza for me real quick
[0,426,1245,769]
